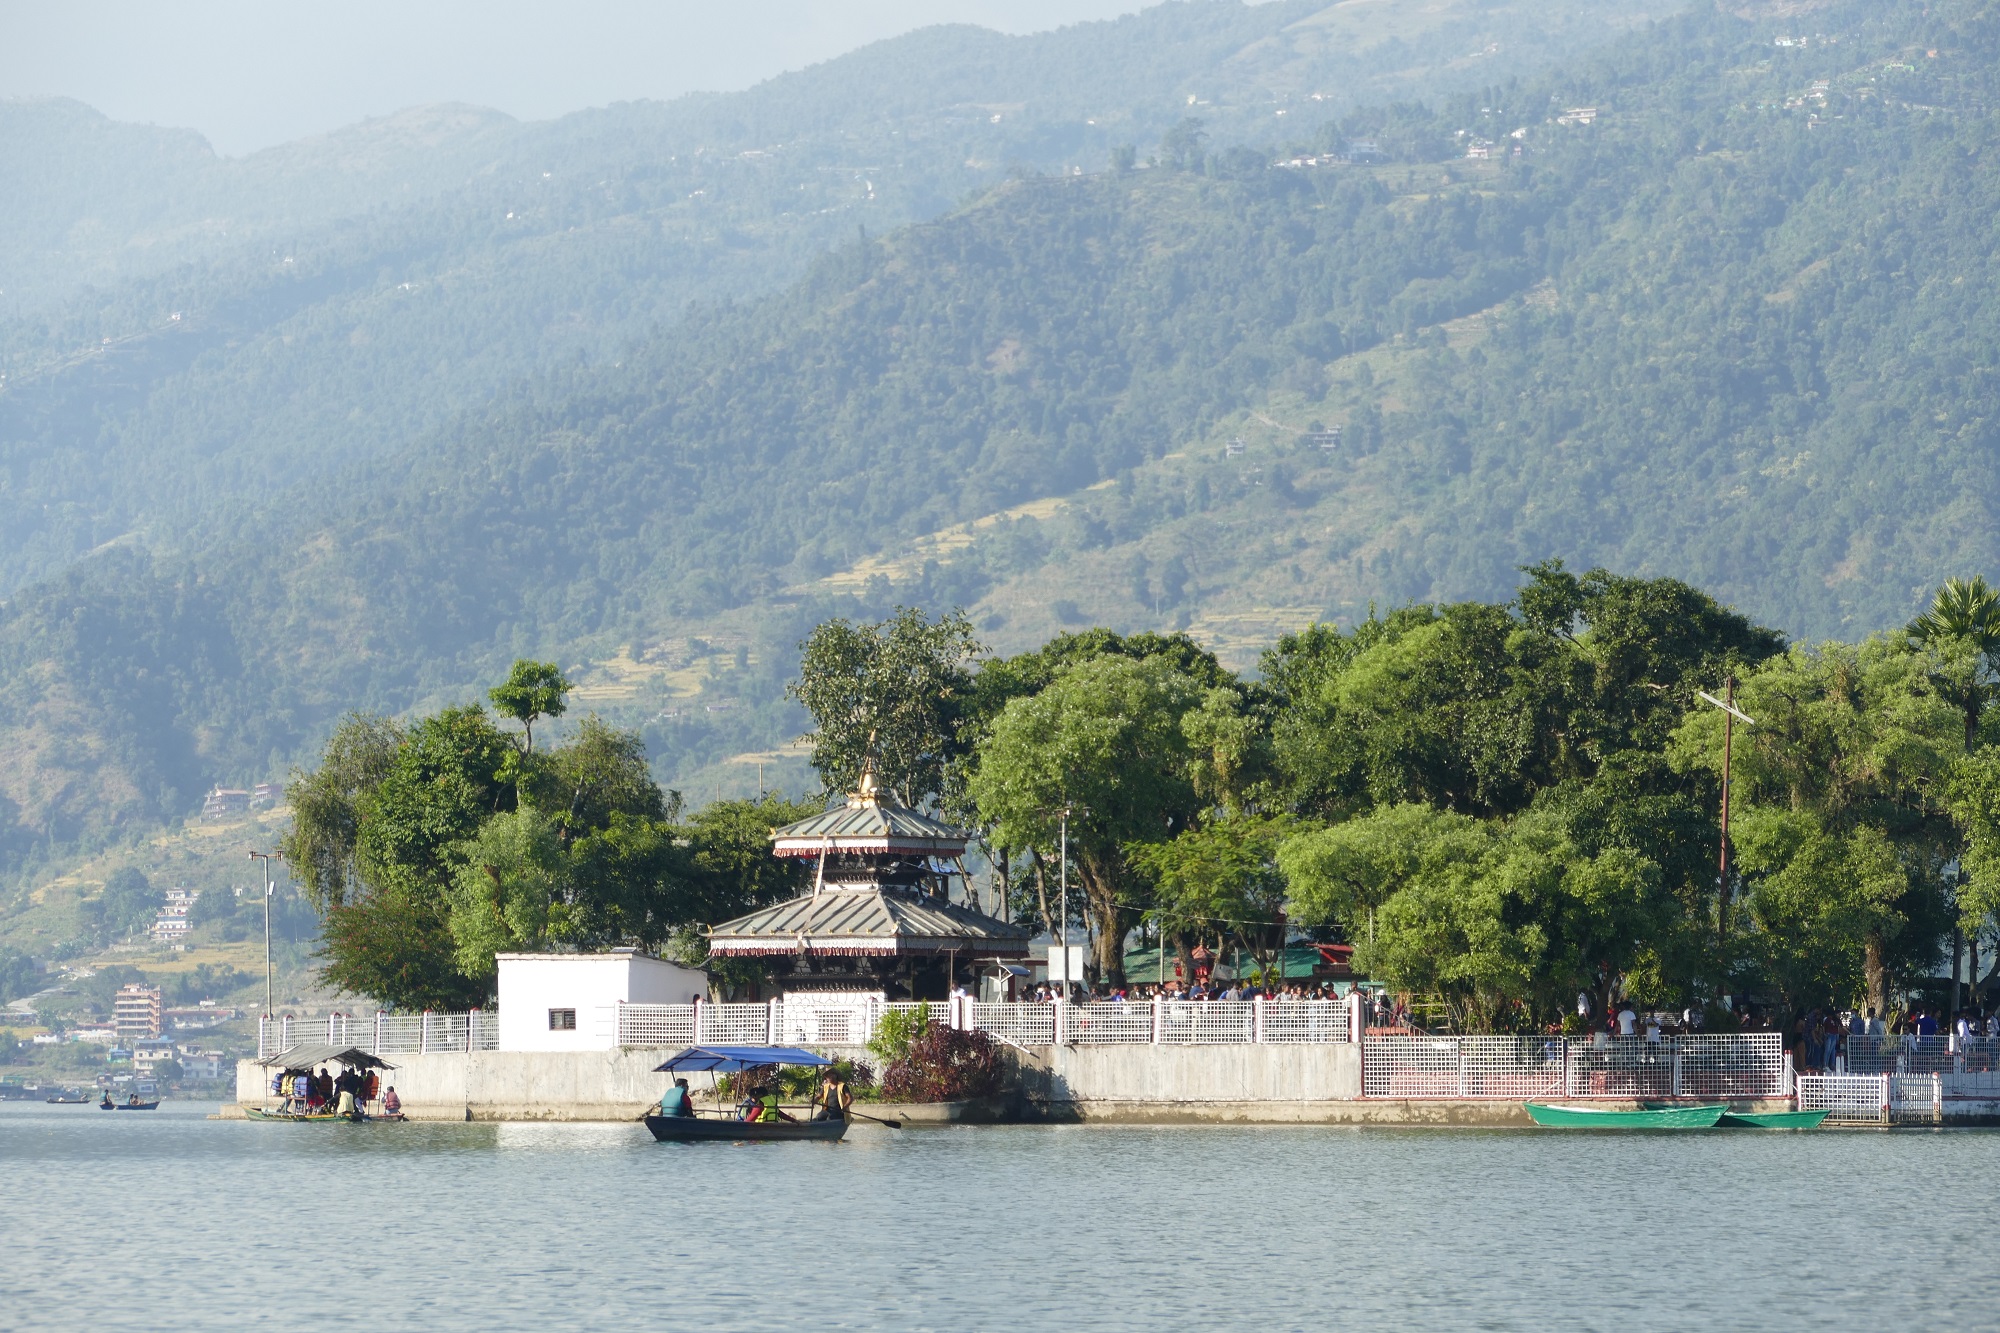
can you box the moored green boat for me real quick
[1524,1101,1726,1128]
[1719,1108,1829,1130]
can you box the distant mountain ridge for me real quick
[11,0,1999,889]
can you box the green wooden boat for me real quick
[1719,1108,1829,1130]
[1524,1101,1726,1128]
[1637,1102,1832,1130]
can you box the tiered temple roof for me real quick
[705,767,1030,965]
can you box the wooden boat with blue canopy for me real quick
[1524,1101,1727,1129]
[645,1045,848,1142]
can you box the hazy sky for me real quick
[0,1,1152,156]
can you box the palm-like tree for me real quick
[1909,575,2000,744]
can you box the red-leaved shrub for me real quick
[879,1024,1003,1102]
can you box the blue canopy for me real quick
[653,1045,833,1073]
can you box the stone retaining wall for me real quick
[235,1044,1801,1125]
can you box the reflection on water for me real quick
[4,1101,1998,1331]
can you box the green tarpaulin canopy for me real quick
[1119,943,1341,983]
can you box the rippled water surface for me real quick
[3,1102,1996,1331]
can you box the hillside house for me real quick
[202,788,250,819]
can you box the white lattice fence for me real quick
[1363,1036,1465,1098]
[1797,1073,1889,1123]
[1070,1001,1154,1044]
[1672,1034,1785,1099]
[1890,1074,1943,1124]
[697,1003,773,1044]
[373,1015,425,1053]
[259,1009,498,1057]
[971,1002,1056,1046]
[1366,1034,1785,1100]
[1159,1000,1256,1044]
[1260,1000,1350,1044]
[1460,1037,1569,1099]
[617,1003,698,1048]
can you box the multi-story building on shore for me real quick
[113,984,161,1041]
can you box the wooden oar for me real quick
[844,1107,904,1129]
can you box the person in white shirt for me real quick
[1616,1003,1637,1037]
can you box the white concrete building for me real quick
[496,949,707,1052]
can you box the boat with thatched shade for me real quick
[704,766,1030,999]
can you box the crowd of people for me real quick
[1795,1005,2000,1072]
[1018,979,1371,1008]
[273,1064,399,1117]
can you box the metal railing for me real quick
[970,1001,1057,1047]
[608,997,1354,1049]
[257,1010,500,1058]
[1070,1000,1154,1044]
[1361,1033,1785,1100]
[1260,998,1352,1044]
[1798,1073,1890,1124]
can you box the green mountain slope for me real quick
[4,0,1997,881]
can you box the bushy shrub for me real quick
[866,1006,929,1068]
[879,1024,1003,1103]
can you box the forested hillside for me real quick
[0,0,1665,599]
[3,0,1999,892]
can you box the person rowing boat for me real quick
[811,1069,852,1122]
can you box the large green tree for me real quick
[791,607,981,808]
[1670,636,1961,1014]
[290,659,773,1008]
[970,653,1212,982]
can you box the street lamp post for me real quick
[248,851,284,1021]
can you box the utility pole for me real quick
[1057,806,1070,955]
[1697,681,1755,971]
[248,851,284,1021]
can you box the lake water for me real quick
[3,1102,1996,1331]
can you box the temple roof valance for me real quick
[706,886,1031,959]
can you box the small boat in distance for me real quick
[45,1090,90,1104]
[1524,1101,1726,1129]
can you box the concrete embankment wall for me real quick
[1004,1043,1532,1124]
[238,1046,1808,1126]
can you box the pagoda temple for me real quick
[704,766,1031,999]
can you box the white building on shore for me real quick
[496,949,707,1052]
